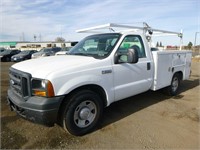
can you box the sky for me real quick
[0,0,199,46]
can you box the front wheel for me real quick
[61,90,103,136]
[165,73,180,96]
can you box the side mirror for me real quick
[114,48,139,64]
[127,48,139,63]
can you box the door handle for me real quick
[147,62,151,70]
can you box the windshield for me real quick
[0,50,12,55]
[61,47,71,51]
[19,51,30,54]
[69,33,121,59]
[39,48,52,52]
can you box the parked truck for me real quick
[7,23,192,135]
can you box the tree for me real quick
[188,42,193,50]
[160,41,162,47]
[55,37,65,42]
[156,42,159,47]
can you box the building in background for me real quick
[0,42,18,49]
[0,41,78,51]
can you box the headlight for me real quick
[31,78,55,97]
[42,53,46,56]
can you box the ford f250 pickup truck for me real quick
[7,23,192,135]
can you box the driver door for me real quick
[113,35,153,101]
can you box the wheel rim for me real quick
[172,77,179,92]
[74,100,97,128]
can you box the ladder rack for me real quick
[76,23,182,38]
[76,23,183,50]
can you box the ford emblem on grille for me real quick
[10,79,15,85]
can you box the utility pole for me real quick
[34,35,37,42]
[22,32,25,41]
[39,33,41,42]
[194,32,199,46]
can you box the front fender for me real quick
[58,75,101,95]
[54,74,115,106]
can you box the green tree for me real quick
[160,41,162,47]
[156,42,159,47]
[188,42,193,50]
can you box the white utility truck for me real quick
[7,23,192,135]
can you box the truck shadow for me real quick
[98,78,199,130]
[179,78,200,93]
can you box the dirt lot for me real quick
[1,61,200,149]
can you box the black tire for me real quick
[6,57,10,62]
[164,73,180,96]
[61,90,103,136]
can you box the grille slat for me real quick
[11,86,22,97]
[12,84,21,91]
[9,74,21,83]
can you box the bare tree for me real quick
[55,37,65,42]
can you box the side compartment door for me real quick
[113,35,153,101]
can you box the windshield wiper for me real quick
[70,53,95,57]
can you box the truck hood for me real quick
[12,55,98,78]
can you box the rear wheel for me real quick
[165,73,180,96]
[61,90,103,136]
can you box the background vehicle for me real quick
[151,47,159,51]
[32,47,61,58]
[0,50,21,62]
[0,47,6,53]
[11,50,37,62]
[7,23,192,136]
[55,47,72,55]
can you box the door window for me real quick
[117,35,146,58]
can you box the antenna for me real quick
[22,32,25,41]
[34,35,37,42]
[39,33,41,42]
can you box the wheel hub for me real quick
[73,100,97,128]
[172,77,178,91]
[79,107,91,120]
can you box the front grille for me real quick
[9,68,31,100]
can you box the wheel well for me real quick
[175,71,183,80]
[61,84,107,108]
[57,84,107,125]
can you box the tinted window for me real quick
[11,50,20,54]
[52,47,61,52]
[0,50,12,55]
[20,51,30,54]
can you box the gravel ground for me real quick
[1,61,199,149]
